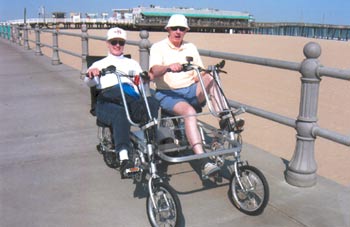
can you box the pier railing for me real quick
[2,23,350,187]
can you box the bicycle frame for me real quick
[154,61,246,163]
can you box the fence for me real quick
[253,22,350,41]
[2,23,350,187]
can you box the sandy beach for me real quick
[29,29,350,186]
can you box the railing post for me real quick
[0,24,3,38]
[16,25,21,45]
[4,24,7,39]
[1,24,4,39]
[7,24,11,40]
[11,24,16,43]
[138,30,151,96]
[23,23,30,50]
[138,30,150,71]
[51,28,61,65]
[285,42,321,187]
[81,24,89,77]
[35,24,43,55]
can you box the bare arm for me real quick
[150,63,183,79]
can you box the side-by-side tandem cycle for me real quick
[91,57,269,227]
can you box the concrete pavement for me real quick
[0,38,349,227]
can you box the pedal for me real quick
[124,167,143,179]
[125,167,141,174]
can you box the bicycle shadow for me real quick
[132,152,233,199]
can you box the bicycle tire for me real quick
[229,165,269,215]
[146,181,182,227]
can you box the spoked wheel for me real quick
[146,181,181,227]
[229,165,269,215]
[103,151,119,169]
[99,127,119,169]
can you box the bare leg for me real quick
[196,73,228,114]
[172,91,221,176]
[172,101,204,154]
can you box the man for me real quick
[149,14,226,177]
[85,27,159,178]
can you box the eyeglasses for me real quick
[110,40,125,46]
[169,27,187,32]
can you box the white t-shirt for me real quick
[84,54,142,90]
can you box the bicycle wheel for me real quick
[100,127,118,168]
[146,182,181,227]
[229,165,269,215]
[103,151,119,169]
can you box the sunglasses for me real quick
[110,40,125,46]
[169,26,187,32]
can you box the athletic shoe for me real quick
[120,160,134,179]
[202,162,220,177]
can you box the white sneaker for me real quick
[202,162,220,177]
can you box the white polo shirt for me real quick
[149,38,204,90]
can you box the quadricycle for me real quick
[93,57,269,227]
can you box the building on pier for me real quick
[133,6,254,33]
[3,6,350,40]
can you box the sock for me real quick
[119,149,129,161]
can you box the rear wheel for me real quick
[100,127,118,169]
[229,165,269,215]
[146,181,181,227]
[103,151,119,169]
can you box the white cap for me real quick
[107,27,127,41]
[165,14,190,30]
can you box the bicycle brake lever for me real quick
[140,71,150,80]
[219,69,227,74]
[101,65,116,75]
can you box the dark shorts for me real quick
[155,83,204,114]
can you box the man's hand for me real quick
[167,63,183,73]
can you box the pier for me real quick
[1,37,350,227]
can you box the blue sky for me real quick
[1,0,349,25]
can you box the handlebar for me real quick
[178,59,228,74]
[86,65,155,128]
[165,57,227,74]
[167,57,231,118]
[86,65,150,82]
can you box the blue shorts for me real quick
[155,83,204,114]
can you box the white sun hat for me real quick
[165,14,190,30]
[107,27,127,41]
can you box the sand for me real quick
[28,29,350,186]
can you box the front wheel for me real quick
[146,182,181,227]
[229,165,269,215]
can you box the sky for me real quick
[1,0,349,25]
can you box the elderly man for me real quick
[149,14,225,177]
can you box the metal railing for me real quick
[2,23,350,187]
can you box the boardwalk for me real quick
[0,38,349,227]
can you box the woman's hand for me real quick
[86,68,100,79]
